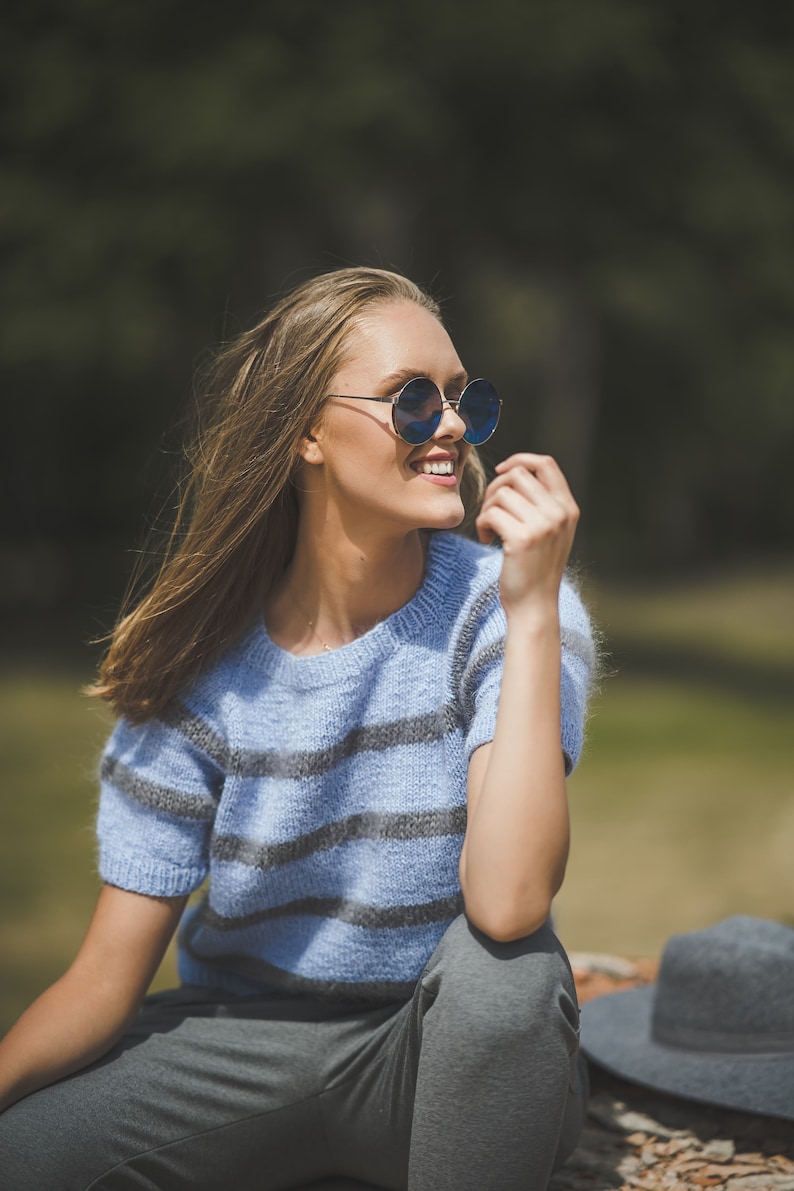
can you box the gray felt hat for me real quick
[580,916,794,1120]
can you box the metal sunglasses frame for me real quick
[327,377,502,445]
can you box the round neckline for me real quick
[243,532,458,688]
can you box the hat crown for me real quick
[653,916,794,1054]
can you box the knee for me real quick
[417,917,586,1145]
[423,915,580,1052]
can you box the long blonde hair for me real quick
[90,267,488,723]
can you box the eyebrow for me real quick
[378,367,469,394]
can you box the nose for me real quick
[433,399,467,441]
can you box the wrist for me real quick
[504,599,560,637]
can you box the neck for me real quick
[266,520,429,654]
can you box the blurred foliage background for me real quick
[1,0,792,1028]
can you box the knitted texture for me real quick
[97,532,594,1003]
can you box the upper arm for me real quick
[69,884,187,1016]
[463,739,567,843]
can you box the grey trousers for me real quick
[0,917,587,1191]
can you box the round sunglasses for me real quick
[329,377,502,446]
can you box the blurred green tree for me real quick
[1,0,792,622]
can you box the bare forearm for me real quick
[0,884,186,1115]
[0,969,139,1113]
[460,604,569,940]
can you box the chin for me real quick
[420,502,466,532]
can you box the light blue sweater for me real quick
[97,532,594,1003]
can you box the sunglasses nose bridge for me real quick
[433,396,467,440]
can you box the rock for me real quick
[728,1178,794,1190]
[700,1138,735,1161]
[587,1093,681,1139]
[569,951,640,978]
[639,1144,662,1167]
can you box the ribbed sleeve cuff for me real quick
[98,848,207,898]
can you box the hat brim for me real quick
[580,987,794,1121]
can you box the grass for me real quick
[558,676,794,955]
[1,562,792,1032]
[0,671,182,1031]
[556,562,794,955]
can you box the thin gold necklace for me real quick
[291,592,334,652]
[306,616,333,652]
[290,591,383,653]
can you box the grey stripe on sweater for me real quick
[561,625,596,673]
[162,703,463,780]
[101,755,220,820]
[195,891,464,933]
[180,912,417,1003]
[211,806,468,871]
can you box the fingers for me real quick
[483,455,579,521]
[494,452,563,477]
[477,481,576,549]
[476,502,523,547]
[476,454,580,610]
[476,453,579,551]
[494,453,576,500]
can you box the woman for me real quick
[0,267,593,1190]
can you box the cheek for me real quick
[324,438,406,497]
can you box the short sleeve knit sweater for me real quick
[97,532,594,1004]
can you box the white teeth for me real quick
[420,460,454,475]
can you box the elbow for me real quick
[458,853,566,944]
[463,895,554,944]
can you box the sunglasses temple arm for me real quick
[327,394,398,405]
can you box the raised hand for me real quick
[475,453,580,618]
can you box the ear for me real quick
[297,429,324,465]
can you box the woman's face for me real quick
[304,300,473,536]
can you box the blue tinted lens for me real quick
[459,380,501,445]
[393,378,442,444]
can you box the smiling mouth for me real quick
[414,460,455,476]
